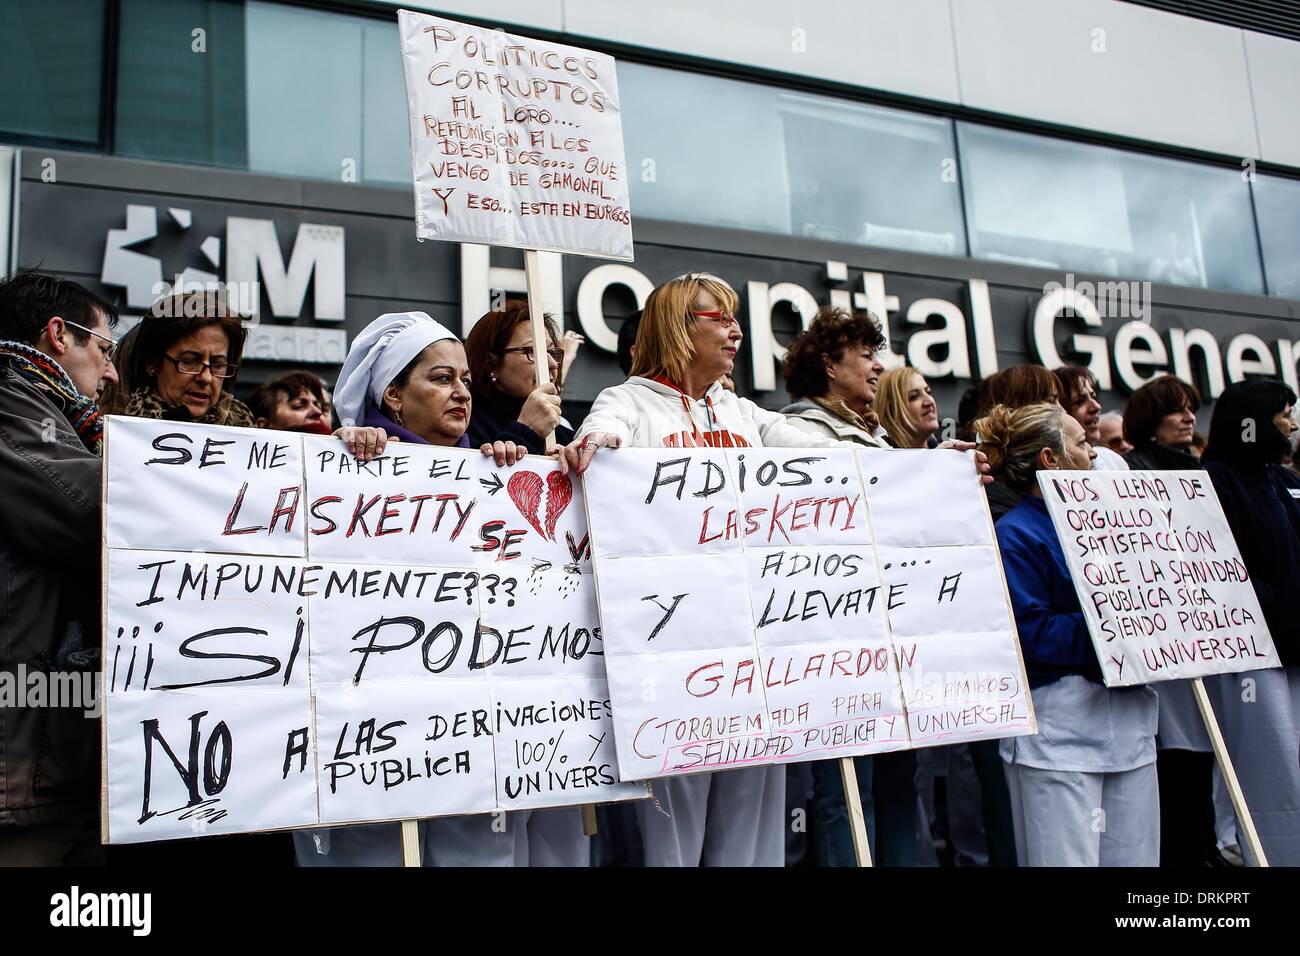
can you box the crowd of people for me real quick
[1,267,1297,868]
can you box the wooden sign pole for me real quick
[524,249,600,841]
[1190,676,1268,867]
[523,250,555,422]
[400,819,422,867]
[839,758,874,867]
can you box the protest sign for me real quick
[397,10,633,260]
[583,447,1035,781]
[102,416,644,844]
[1036,469,1281,687]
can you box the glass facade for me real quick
[243,1,407,184]
[115,0,248,168]
[0,0,1297,302]
[619,63,967,255]
[0,0,106,145]
[1255,174,1300,301]
[958,123,1265,295]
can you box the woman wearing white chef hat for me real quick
[295,311,529,867]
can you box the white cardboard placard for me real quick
[105,416,305,556]
[585,445,1035,781]
[397,10,633,259]
[102,418,644,844]
[1036,469,1281,687]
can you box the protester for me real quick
[249,370,332,434]
[463,302,573,457]
[1189,431,1208,460]
[1053,365,1128,470]
[873,366,943,449]
[0,271,118,865]
[1098,411,1132,455]
[462,303,591,865]
[777,306,915,865]
[876,367,1019,866]
[975,366,1064,522]
[1201,379,1300,866]
[1123,374,1219,867]
[102,294,254,428]
[980,365,1060,415]
[557,272,849,867]
[295,310,534,867]
[105,292,386,461]
[780,305,890,448]
[941,365,1072,864]
[616,313,639,377]
[978,402,1159,865]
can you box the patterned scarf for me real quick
[0,339,103,453]
[123,386,255,428]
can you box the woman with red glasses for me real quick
[557,272,848,867]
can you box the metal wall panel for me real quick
[952,0,1259,160]
[1245,30,1300,168]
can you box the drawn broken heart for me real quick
[506,469,573,541]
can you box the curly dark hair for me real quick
[781,306,887,400]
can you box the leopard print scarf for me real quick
[123,386,255,428]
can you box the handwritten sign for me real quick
[1036,470,1281,687]
[584,447,1035,781]
[397,10,633,259]
[102,416,644,844]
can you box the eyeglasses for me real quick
[64,320,117,363]
[690,310,739,330]
[502,345,565,364]
[162,353,239,378]
[63,320,116,346]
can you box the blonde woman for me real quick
[977,402,1159,866]
[559,272,843,867]
[873,366,941,449]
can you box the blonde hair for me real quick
[630,273,740,384]
[874,367,928,448]
[973,402,1069,494]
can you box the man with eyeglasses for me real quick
[0,270,119,864]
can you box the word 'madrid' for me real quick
[102,416,645,844]
[584,447,1036,780]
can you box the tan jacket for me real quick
[779,398,892,449]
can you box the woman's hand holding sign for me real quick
[559,432,622,476]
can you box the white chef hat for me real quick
[333,311,458,425]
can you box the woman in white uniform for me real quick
[978,402,1160,866]
[557,273,846,866]
[294,312,528,867]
